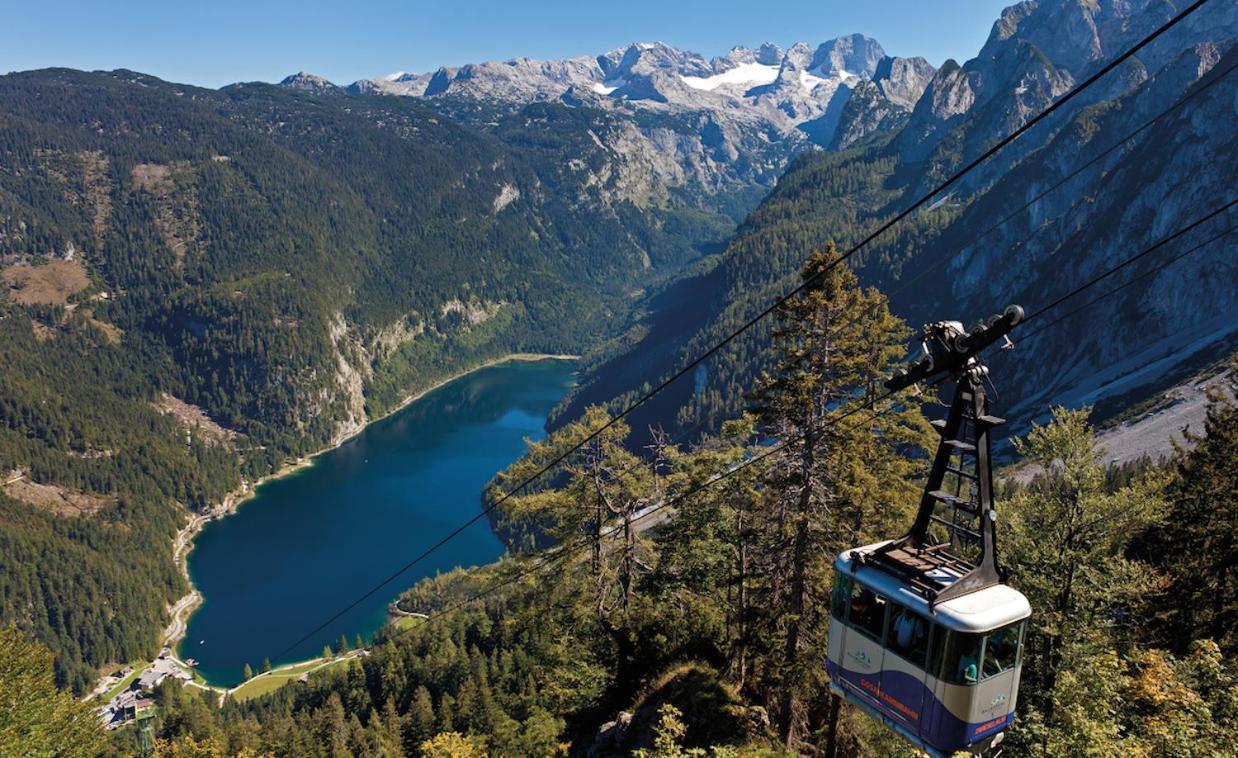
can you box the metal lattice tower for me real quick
[861,305,1023,607]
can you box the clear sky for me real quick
[0,1,1015,89]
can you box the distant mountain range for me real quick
[342,34,934,150]
[280,35,936,202]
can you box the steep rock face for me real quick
[809,33,887,77]
[560,0,1237,441]
[899,0,1235,191]
[874,56,937,108]
[831,56,936,149]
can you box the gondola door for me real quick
[880,605,931,732]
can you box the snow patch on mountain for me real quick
[680,62,781,91]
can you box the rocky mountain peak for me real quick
[873,55,936,109]
[782,42,815,70]
[279,72,339,93]
[714,42,786,70]
[809,33,886,78]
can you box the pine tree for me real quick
[242,662,254,681]
[0,629,106,756]
[261,657,271,673]
[437,693,456,734]
[643,415,763,688]
[1003,406,1166,750]
[315,692,348,757]
[378,699,404,755]
[322,645,333,661]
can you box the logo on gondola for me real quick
[990,693,1008,707]
[847,650,872,667]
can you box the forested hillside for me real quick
[0,68,742,690]
[109,253,1238,756]
[558,0,1238,443]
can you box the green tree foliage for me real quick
[0,627,106,756]
[1006,407,1166,701]
[1003,405,1238,756]
[114,263,1237,757]
[1143,373,1237,651]
[418,731,487,757]
[0,66,743,693]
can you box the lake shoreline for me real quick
[96,352,577,697]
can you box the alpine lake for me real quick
[181,358,576,686]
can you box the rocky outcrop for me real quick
[278,72,340,93]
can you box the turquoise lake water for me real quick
[181,359,575,686]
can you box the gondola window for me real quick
[886,605,930,666]
[938,630,983,685]
[847,584,888,641]
[981,621,1023,679]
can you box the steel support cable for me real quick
[1019,224,1235,341]
[394,383,923,634]
[1022,198,1237,324]
[272,0,1212,660]
[508,0,1214,493]
[885,60,1238,302]
[274,413,716,659]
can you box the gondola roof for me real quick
[836,542,1031,633]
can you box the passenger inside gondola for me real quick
[983,623,1020,677]
[937,631,982,684]
[889,607,929,665]
[849,586,887,639]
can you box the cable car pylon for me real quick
[864,304,1024,607]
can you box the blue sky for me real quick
[1,1,1014,89]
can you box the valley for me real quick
[0,0,1235,755]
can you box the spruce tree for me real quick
[406,686,436,748]
[242,663,253,681]
[1148,373,1237,651]
[748,244,930,747]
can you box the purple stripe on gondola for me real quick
[827,659,1014,753]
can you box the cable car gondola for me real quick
[826,305,1031,757]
